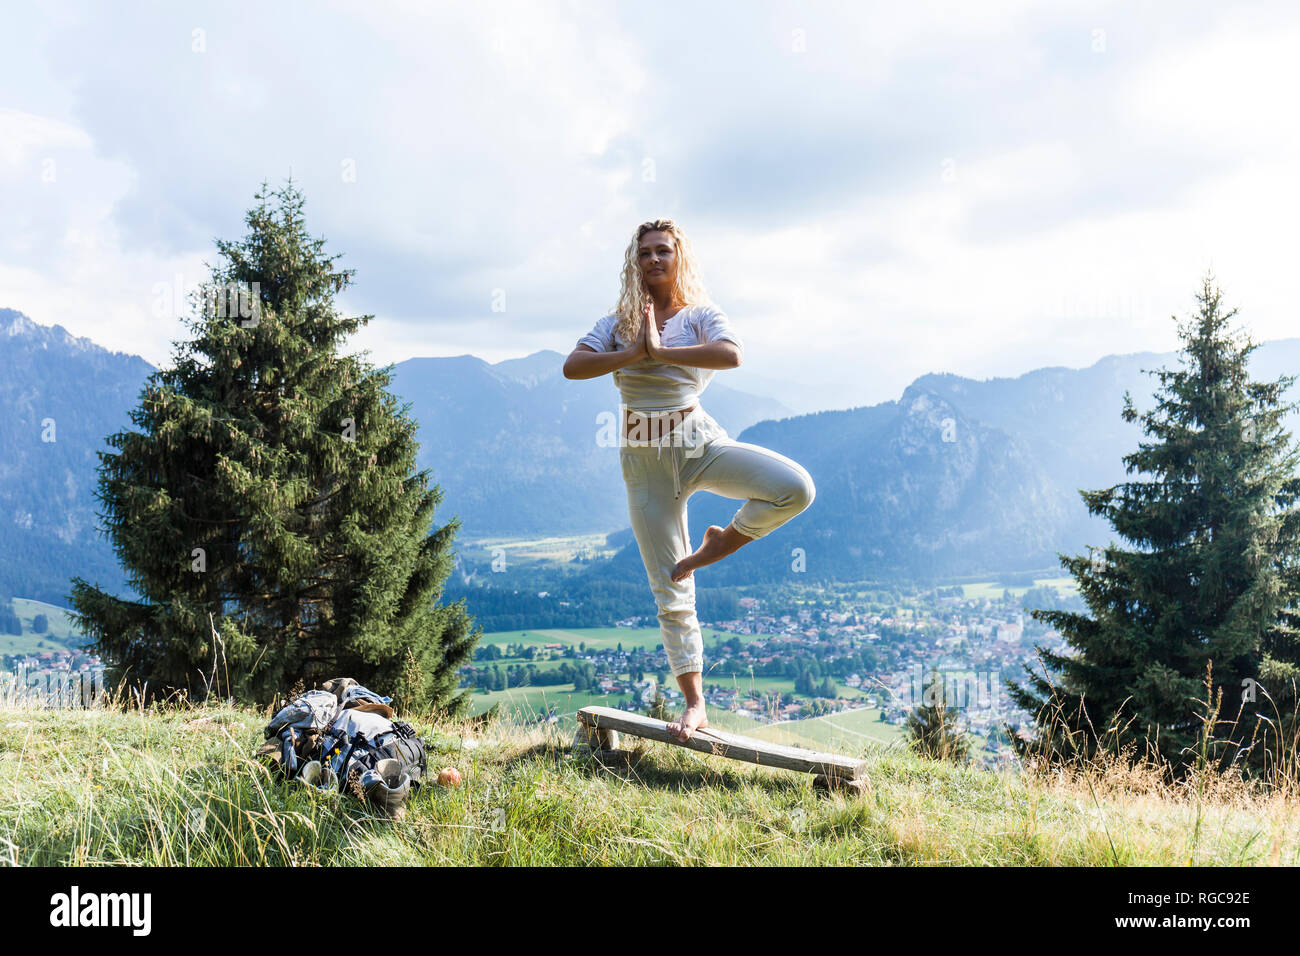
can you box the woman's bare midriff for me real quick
[624,404,697,441]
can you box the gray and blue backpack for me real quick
[260,678,429,817]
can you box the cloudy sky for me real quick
[3,0,1298,411]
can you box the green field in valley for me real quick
[957,576,1079,601]
[0,600,88,656]
[458,532,617,566]
[466,684,780,734]
[479,627,661,652]
[466,684,624,719]
[747,707,904,752]
[477,626,777,653]
[471,630,886,734]
[702,672,874,701]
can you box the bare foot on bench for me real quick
[671,524,753,582]
[667,700,708,742]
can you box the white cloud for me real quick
[1121,15,1300,155]
[0,109,89,167]
[1,0,1297,410]
[0,107,207,362]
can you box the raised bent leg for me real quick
[679,439,816,573]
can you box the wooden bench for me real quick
[574,705,868,793]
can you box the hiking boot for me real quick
[298,760,337,791]
[361,758,410,820]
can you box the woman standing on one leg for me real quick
[563,219,816,742]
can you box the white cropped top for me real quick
[574,303,744,412]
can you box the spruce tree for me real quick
[906,668,971,762]
[1011,275,1300,774]
[70,180,480,713]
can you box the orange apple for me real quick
[437,766,462,787]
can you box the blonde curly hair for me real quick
[609,219,716,349]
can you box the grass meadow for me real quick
[3,693,1297,866]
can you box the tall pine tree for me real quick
[70,180,479,713]
[1010,275,1300,775]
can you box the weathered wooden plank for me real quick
[577,705,866,781]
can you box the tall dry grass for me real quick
[2,672,1299,866]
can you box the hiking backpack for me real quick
[259,682,430,794]
[318,706,429,790]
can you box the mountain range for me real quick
[3,306,1299,602]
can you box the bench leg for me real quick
[813,775,868,795]
[573,725,601,754]
[574,723,620,754]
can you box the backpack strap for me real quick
[280,726,299,776]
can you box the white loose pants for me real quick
[619,405,816,677]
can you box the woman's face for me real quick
[638,230,676,293]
